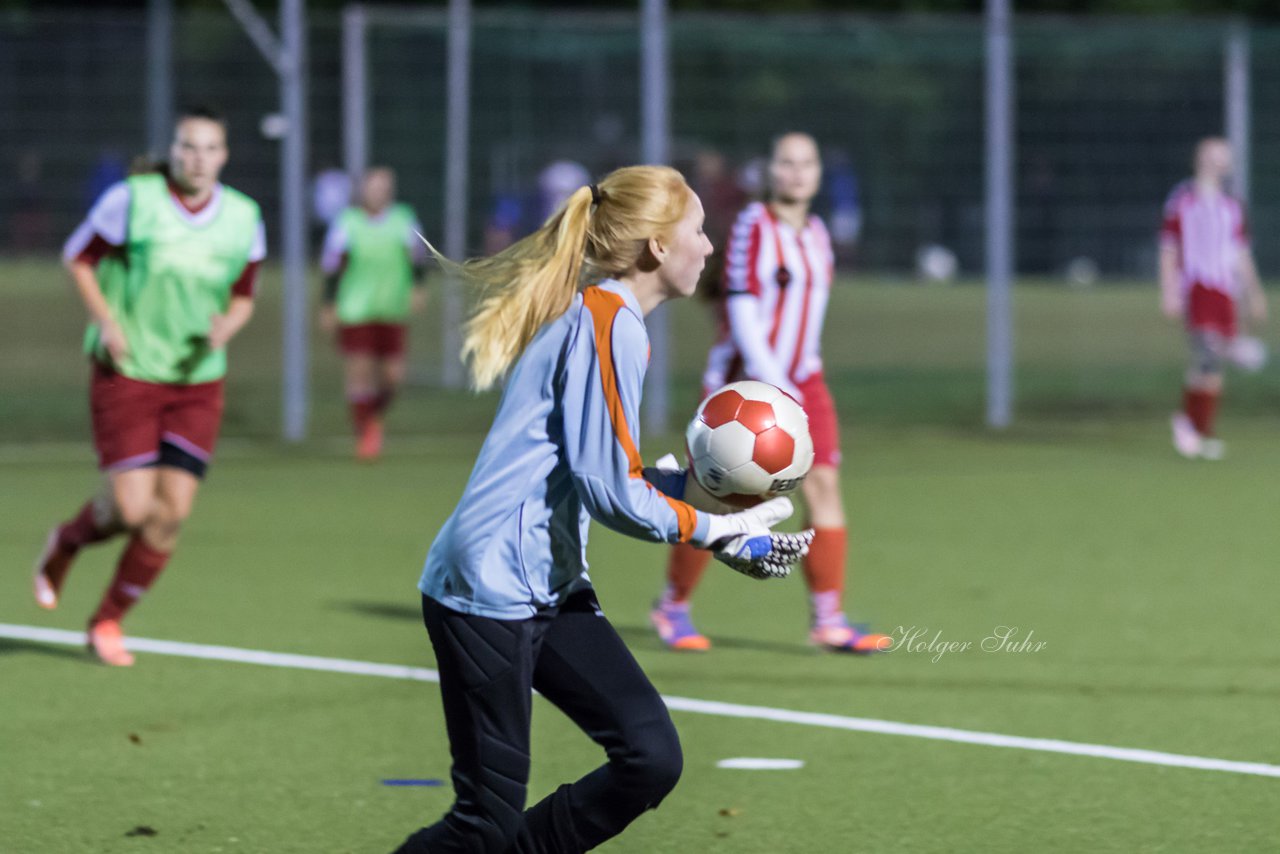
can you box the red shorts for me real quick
[794,375,842,468]
[89,362,224,474]
[704,373,842,469]
[1186,284,1236,338]
[339,323,407,358]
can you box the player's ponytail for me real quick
[430,164,691,391]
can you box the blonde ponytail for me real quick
[429,164,690,391]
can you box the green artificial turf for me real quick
[2,260,1278,851]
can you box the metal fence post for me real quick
[281,0,310,441]
[441,0,471,389]
[145,0,173,156]
[1225,19,1250,205]
[985,0,1014,430]
[343,3,369,183]
[641,0,671,436]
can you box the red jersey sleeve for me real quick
[1160,188,1183,245]
[231,260,262,298]
[1235,205,1250,247]
[73,234,121,267]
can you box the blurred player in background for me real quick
[393,166,810,853]
[1161,137,1267,460]
[311,163,352,228]
[34,107,265,666]
[690,148,747,289]
[319,167,427,461]
[651,132,891,654]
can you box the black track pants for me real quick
[393,590,682,854]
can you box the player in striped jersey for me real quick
[33,107,266,666]
[393,166,811,852]
[651,132,891,654]
[319,167,427,460]
[1161,137,1267,460]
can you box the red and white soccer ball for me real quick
[685,380,815,507]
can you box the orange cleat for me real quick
[34,528,76,611]
[649,601,711,651]
[356,418,384,462]
[87,620,135,667]
[810,622,892,654]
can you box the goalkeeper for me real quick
[394,165,811,853]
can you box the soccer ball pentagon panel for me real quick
[685,381,815,507]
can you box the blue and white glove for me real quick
[643,454,813,579]
[700,497,813,580]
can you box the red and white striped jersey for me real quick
[703,202,834,394]
[1160,181,1249,297]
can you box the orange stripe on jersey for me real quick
[582,286,699,543]
[583,287,641,475]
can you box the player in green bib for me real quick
[34,107,266,666]
[319,167,427,460]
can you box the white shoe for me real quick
[1170,413,1202,459]
[1199,438,1226,461]
[33,527,74,610]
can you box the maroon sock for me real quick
[57,501,120,552]
[373,388,396,415]
[90,534,171,626]
[1200,390,1220,437]
[349,397,378,435]
[1183,389,1208,435]
[1183,388,1220,436]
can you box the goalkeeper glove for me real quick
[644,454,813,579]
[698,497,814,580]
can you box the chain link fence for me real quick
[3,10,1277,274]
[2,8,1279,441]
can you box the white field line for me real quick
[717,758,805,770]
[3,622,1278,780]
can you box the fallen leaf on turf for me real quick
[125,825,157,837]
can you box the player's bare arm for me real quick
[317,303,338,334]
[1239,248,1267,324]
[66,258,128,361]
[1159,242,1182,320]
[208,295,255,350]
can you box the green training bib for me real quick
[86,173,261,384]
[334,204,418,324]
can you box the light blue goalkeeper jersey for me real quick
[419,279,711,619]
